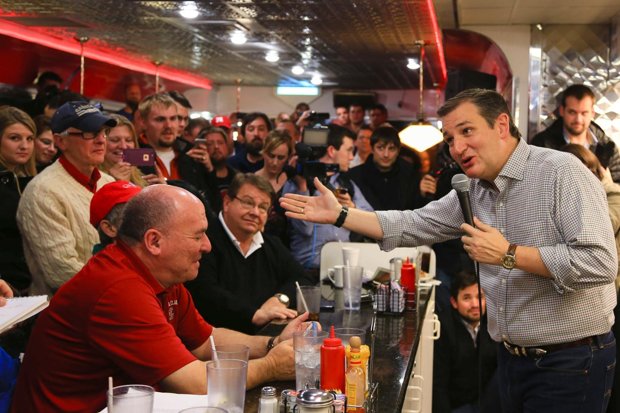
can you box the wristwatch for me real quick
[501,244,517,270]
[274,293,290,308]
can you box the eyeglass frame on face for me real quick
[59,129,107,140]
[232,195,271,215]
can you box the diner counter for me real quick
[245,283,435,412]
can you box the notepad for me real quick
[0,295,48,334]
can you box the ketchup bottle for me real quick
[320,325,345,393]
[400,257,416,309]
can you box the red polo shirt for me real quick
[10,241,212,412]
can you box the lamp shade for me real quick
[399,121,444,152]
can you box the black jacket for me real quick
[348,156,423,211]
[433,308,498,413]
[531,118,620,182]
[0,169,33,292]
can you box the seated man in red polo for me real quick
[11,185,306,412]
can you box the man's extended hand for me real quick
[461,217,510,265]
[280,177,341,224]
[252,297,298,326]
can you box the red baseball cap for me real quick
[90,181,141,227]
[211,115,231,129]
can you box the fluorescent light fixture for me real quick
[265,50,279,62]
[230,30,247,45]
[291,65,305,75]
[276,86,320,96]
[310,73,323,85]
[407,58,420,70]
[179,2,199,19]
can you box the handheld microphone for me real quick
[451,173,474,227]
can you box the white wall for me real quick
[461,25,532,136]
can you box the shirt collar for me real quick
[115,239,165,295]
[218,211,264,258]
[562,127,598,146]
[459,316,480,346]
[59,155,101,193]
[482,138,529,192]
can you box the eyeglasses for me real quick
[233,196,271,215]
[64,129,107,140]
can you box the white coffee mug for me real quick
[327,265,344,288]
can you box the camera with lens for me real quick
[305,111,330,126]
[286,126,339,186]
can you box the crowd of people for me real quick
[1,74,619,412]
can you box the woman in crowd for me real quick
[256,130,294,244]
[562,143,620,281]
[32,115,57,171]
[0,106,37,294]
[100,114,154,187]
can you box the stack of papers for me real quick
[0,295,48,334]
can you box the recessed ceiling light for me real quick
[311,73,323,85]
[230,30,247,45]
[179,2,199,19]
[265,50,279,62]
[292,65,305,75]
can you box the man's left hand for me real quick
[461,217,510,265]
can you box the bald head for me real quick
[118,184,204,244]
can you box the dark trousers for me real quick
[497,332,616,413]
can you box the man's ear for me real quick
[144,228,163,255]
[495,113,510,139]
[222,193,232,214]
[450,296,458,310]
[326,145,337,160]
[54,133,68,151]
[99,220,118,239]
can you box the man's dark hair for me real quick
[450,271,479,299]
[35,71,62,87]
[167,90,192,109]
[46,90,87,110]
[349,102,365,111]
[561,84,595,107]
[241,112,272,137]
[227,173,275,205]
[437,88,521,139]
[370,126,401,148]
[118,189,176,244]
[369,103,388,115]
[327,124,356,150]
[187,117,210,133]
[98,203,126,248]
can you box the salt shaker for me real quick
[259,386,279,413]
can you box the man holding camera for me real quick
[282,125,373,269]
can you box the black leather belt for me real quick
[503,336,597,358]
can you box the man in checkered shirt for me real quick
[281,88,617,412]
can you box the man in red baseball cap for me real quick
[90,180,142,253]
